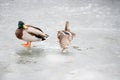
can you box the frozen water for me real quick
[0,0,120,80]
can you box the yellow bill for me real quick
[23,25,28,29]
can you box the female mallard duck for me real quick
[57,21,75,51]
[15,21,48,48]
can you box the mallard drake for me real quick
[15,21,48,48]
[57,21,75,51]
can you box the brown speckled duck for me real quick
[15,21,48,48]
[57,21,76,51]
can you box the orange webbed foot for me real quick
[21,42,31,48]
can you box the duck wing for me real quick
[70,32,76,37]
[26,25,48,40]
[27,25,43,32]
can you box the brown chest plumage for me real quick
[15,29,23,39]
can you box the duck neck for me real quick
[65,21,70,31]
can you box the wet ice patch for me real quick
[16,57,37,64]
[16,47,45,57]
[72,46,82,51]
[14,48,46,64]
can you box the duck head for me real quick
[18,21,27,29]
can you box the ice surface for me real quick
[0,0,120,80]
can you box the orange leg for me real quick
[21,42,31,48]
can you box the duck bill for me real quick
[23,25,28,29]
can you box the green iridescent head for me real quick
[18,21,25,29]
